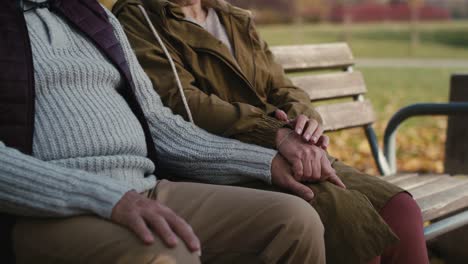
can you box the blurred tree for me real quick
[335,0,353,42]
[291,0,331,42]
[409,0,424,55]
[294,0,330,21]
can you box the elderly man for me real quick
[0,0,327,263]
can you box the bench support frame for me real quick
[425,211,468,241]
[382,102,468,175]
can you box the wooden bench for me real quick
[270,43,468,240]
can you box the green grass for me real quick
[361,67,456,112]
[258,21,468,58]
[359,67,468,129]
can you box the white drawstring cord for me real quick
[138,5,195,124]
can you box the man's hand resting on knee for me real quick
[111,191,201,255]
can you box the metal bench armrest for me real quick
[381,102,468,175]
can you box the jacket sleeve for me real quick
[109,11,278,185]
[115,5,286,148]
[254,28,323,124]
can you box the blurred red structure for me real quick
[330,3,450,22]
[227,0,451,23]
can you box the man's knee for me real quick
[115,240,200,264]
[14,216,200,264]
[257,193,325,263]
[268,194,325,245]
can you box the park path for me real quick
[355,58,468,68]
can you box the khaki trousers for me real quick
[13,180,325,264]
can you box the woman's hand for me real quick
[275,128,345,190]
[275,109,329,150]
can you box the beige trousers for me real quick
[13,180,325,264]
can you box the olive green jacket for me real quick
[114,3,404,263]
[113,0,322,148]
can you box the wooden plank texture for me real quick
[315,100,375,131]
[383,174,419,184]
[290,72,367,101]
[392,174,443,190]
[409,177,468,200]
[416,181,468,221]
[271,43,354,72]
[444,74,468,174]
[380,173,418,183]
[382,174,468,221]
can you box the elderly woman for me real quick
[113,0,429,263]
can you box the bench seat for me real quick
[383,174,468,222]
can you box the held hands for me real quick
[275,128,346,193]
[271,154,316,201]
[111,191,201,255]
[275,109,329,149]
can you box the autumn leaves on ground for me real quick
[327,117,447,175]
[326,67,454,176]
[259,22,468,175]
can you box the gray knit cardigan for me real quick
[0,3,277,219]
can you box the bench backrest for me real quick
[271,43,376,132]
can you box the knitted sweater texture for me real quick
[0,4,276,219]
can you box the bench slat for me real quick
[291,72,367,101]
[416,181,468,221]
[393,175,443,190]
[382,174,468,221]
[381,173,418,183]
[271,43,354,72]
[383,174,419,184]
[316,101,375,131]
[410,177,468,200]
